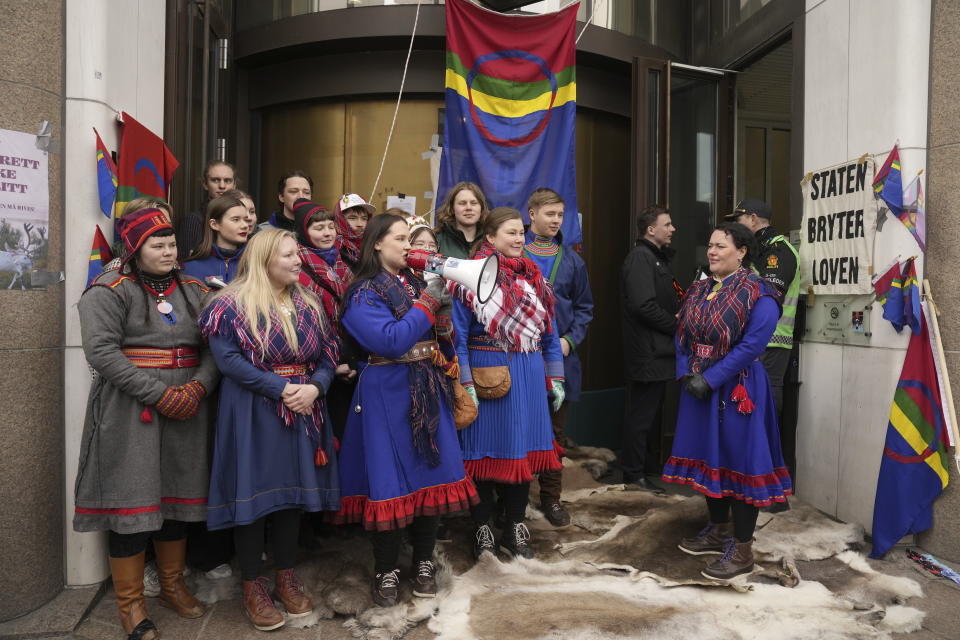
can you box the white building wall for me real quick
[63,0,167,586]
[798,0,931,532]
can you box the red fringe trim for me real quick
[464,441,564,483]
[333,476,478,531]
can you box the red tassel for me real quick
[737,397,755,414]
[333,437,341,452]
[140,406,153,423]
[730,383,748,402]
[314,446,328,467]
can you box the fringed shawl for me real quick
[199,290,339,440]
[351,269,453,467]
[449,241,555,352]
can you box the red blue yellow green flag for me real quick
[871,307,950,557]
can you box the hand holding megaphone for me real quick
[406,249,499,304]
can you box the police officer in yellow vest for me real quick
[726,199,799,416]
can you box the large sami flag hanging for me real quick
[439,0,581,245]
[870,308,950,558]
[114,112,178,222]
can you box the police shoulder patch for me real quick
[766,254,779,269]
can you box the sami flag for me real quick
[875,260,906,332]
[901,258,921,335]
[87,224,114,287]
[901,175,926,252]
[114,112,179,220]
[873,145,903,217]
[870,308,949,558]
[439,0,581,245]
[94,128,118,218]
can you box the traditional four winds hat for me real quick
[724,198,772,221]
[291,198,329,243]
[406,214,432,233]
[116,206,173,265]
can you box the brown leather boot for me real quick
[242,578,285,631]
[701,538,755,581]
[153,539,205,619]
[678,522,733,555]
[109,552,160,640]
[273,568,314,618]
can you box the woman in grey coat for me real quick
[74,201,219,640]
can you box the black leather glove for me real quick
[683,373,711,400]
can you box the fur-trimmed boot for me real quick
[109,552,160,640]
[153,539,205,619]
[701,538,755,581]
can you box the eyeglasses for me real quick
[411,241,438,251]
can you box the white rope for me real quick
[576,0,604,44]
[369,0,423,202]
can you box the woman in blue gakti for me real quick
[336,213,478,608]
[182,193,252,287]
[662,222,792,582]
[451,206,565,561]
[198,229,340,632]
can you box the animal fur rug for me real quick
[183,446,924,639]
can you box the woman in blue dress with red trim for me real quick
[662,222,792,581]
[451,207,565,561]
[199,229,340,631]
[336,213,477,607]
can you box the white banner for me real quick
[800,158,878,294]
[0,128,49,288]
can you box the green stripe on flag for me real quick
[446,51,575,102]
[894,388,946,454]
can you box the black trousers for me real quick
[108,520,188,558]
[234,509,301,581]
[371,515,439,574]
[760,346,791,416]
[621,379,666,480]
[471,480,529,526]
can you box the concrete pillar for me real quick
[0,0,66,622]
[918,0,960,564]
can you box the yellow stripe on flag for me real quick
[445,69,576,118]
[890,401,950,487]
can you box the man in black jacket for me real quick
[619,205,680,492]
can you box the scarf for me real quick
[266,210,296,231]
[298,244,352,324]
[351,268,452,467]
[199,289,339,440]
[677,267,763,374]
[333,200,362,267]
[450,241,555,352]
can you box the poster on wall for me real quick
[0,128,49,290]
[800,157,878,295]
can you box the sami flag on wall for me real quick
[870,308,949,558]
[94,128,117,218]
[873,144,903,217]
[87,224,114,287]
[439,0,581,245]
[114,112,178,221]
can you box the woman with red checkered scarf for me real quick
[450,206,566,562]
[74,199,219,640]
[199,229,341,631]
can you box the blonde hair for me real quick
[122,196,174,221]
[211,229,325,355]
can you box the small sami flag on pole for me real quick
[901,175,926,252]
[87,224,114,287]
[114,112,179,222]
[873,144,903,217]
[94,128,118,219]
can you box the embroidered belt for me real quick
[273,364,308,377]
[123,347,199,369]
[468,335,538,353]
[368,340,438,366]
[693,343,714,358]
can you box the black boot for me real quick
[499,522,534,559]
[473,524,496,560]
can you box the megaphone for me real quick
[406,249,499,304]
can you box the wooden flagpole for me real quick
[923,279,960,472]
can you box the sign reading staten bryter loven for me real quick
[800,157,878,295]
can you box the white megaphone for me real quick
[406,249,499,304]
